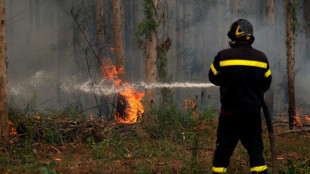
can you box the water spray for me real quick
[61,80,216,96]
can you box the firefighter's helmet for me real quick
[227,19,255,46]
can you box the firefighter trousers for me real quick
[212,112,266,173]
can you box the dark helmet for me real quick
[227,19,255,46]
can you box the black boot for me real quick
[251,169,267,174]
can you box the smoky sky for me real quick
[5,0,310,117]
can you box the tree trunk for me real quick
[57,2,66,105]
[304,0,310,64]
[123,0,132,81]
[286,0,296,130]
[266,0,274,24]
[201,18,208,106]
[112,0,127,119]
[265,0,275,119]
[96,0,104,60]
[233,0,238,19]
[96,0,109,117]
[144,0,158,107]
[132,0,142,81]
[175,0,182,101]
[112,0,124,80]
[0,0,8,148]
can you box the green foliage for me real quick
[157,39,174,106]
[290,0,300,34]
[135,0,157,49]
[283,159,310,174]
[145,103,195,139]
[43,128,63,145]
[91,137,126,160]
[286,0,300,42]
[8,95,38,122]
[59,103,85,120]
[39,161,57,174]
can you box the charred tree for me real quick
[112,0,124,80]
[0,0,8,148]
[265,0,275,119]
[112,0,127,119]
[286,0,297,129]
[96,0,110,117]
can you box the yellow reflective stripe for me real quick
[220,60,267,69]
[211,63,219,75]
[212,167,227,173]
[250,165,268,172]
[264,69,271,77]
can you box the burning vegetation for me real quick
[101,58,144,123]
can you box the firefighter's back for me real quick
[218,44,271,114]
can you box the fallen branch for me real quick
[277,128,310,136]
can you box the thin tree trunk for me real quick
[286,0,296,130]
[0,0,8,148]
[145,0,158,107]
[304,0,310,64]
[57,2,66,104]
[132,0,142,81]
[233,0,238,19]
[266,0,274,24]
[96,0,104,60]
[123,0,132,81]
[96,0,109,117]
[201,18,208,106]
[175,0,182,101]
[265,0,275,119]
[112,0,124,80]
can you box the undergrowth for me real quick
[1,97,310,173]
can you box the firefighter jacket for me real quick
[208,43,272,114]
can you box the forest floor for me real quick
[0,103,310,174]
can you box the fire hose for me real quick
[262,100,279,174]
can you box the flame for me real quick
[8,120,17,136]
[306,115,310,122]
[184,99,198,118]
[90,114,93,121]
[293,109,304,128]
[293,116,303,128]
[101,58,144,123]
[33,114,41,120]
[110,47,119,51]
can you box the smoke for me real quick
[5,0,310,114]
[8,71,54,96]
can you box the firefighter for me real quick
[209,19,272,174]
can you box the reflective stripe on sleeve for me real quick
[264,69,271,78]
[250,165,268,172]
[211,63,219,75]
[220,60,267,69]
[212,167,227,173]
